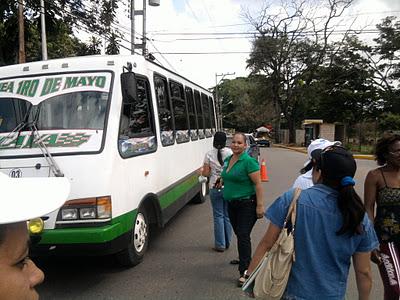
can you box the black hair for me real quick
[375,132,400,166]
[316,146,365,236]
[300,162,313,174]
[213,132,227,166]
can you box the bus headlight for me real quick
[61,208,78,220]
[79,208,96,219]
[58,196,112,222]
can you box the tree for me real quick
[106,31,121,55]
[85,36,102,55]
[246,0,354,143]
[217,76,275,132]
[0,0,123,65]
[99,0,120,54]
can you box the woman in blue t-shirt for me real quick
[247,146,378,300]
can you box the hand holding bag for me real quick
[252,188,301,300]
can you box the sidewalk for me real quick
[273,144,374,160]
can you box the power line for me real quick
[183,0,200,23]
[147,40,178,72]
[150,28,400,36]
[152,45,399,55]
[148,22,250,33]
[146,10,400,33]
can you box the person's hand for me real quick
[371,249,382,265]
[214,177,223,189]
[256,204,264,219]
[197,167,204,176]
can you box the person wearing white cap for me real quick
[0,173,70,300]
[293,139,341,189]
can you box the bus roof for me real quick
[0,55,213,97]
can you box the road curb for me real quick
[273,144,375,160]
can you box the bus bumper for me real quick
[30,222,132,256]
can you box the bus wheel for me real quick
[192,181,207,204]
[116,208,149,267]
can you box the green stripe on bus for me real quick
[38,210,137,244]
[38,175,198,244]
[159,174,198,209]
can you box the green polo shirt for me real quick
[221,152,260,201]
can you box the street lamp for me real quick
[215,72,235,130]
[131,0,160,56]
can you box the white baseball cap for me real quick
[0,172,70,225]
[303,138,342,167]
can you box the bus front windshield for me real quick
[0,91,108,133]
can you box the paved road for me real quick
[36,147,383,299]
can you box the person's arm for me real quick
[201,163,211,177]
[364,170,378,222]
[249,171,264,218]
[247,223,281,273]
[353,252,373,300]
[364,170,383,263]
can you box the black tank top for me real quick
[375,168,400,243]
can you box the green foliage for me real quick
[105,32,120,55]
[378,113,400,131]
[310,36,382,125]
[217,76,275,132]
[0,0,122,65]
[244,2,399,139]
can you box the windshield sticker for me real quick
[0,72,111,105]
[0,132,92,149]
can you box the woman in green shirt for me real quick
[220,133,264,287]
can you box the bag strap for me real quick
[283,188,301,228]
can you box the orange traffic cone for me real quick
[260,159,269,182]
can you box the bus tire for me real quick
[192,181,208,204]
[116,207,149,267]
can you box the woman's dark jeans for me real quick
[227,197,258,275]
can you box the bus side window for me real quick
[154,74,175,146]
[185,87,198,141]
[194,90,205,139]
[201,93,212,138]
[118,77,156,157]
[209,96,216,134]
[170,81,189,143]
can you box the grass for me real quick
[346,144,374,155]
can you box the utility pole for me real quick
[18,0,25,63]
[40,0,48,60]
[215,72,235,130]
[130,0,136,55]
[130,0,160,56]
[142,0,147,56]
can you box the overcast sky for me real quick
[113,0,400,88]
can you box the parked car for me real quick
[245,134,260,161]
[226,134,260,161]
[256,137,271,147]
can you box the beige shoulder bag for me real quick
[253,188,301,300]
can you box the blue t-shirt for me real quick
[266,184,379,300]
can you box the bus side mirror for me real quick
[121,72,137,104]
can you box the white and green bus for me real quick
[0,55,217,266]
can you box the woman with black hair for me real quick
[221,133,265,287]
[247,146,378,299]
[201,132,233,252]
[365,132,400,299]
